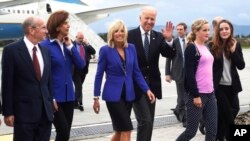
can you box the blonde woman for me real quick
[93,19,155,141]
[176,19,217,141]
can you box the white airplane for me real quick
[0,0,146,41]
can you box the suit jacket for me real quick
[128,27,176,99]
[73,41,96,74]
[1,39,53,123]
[40,38,85,102]
[210,42,245,94]
[0,101,2,114]
[165,37,185,82]
[94,44,149,102]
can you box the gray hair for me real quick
[22,16,37,35]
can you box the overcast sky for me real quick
[87,0,250,33]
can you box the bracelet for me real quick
[93,97,99,100]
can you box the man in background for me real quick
[165,22,188,127]
[73,31,96,111]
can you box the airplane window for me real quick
[8,9,10,12]
[32,10,34,14]
[22,10,25,14]
[17,10,20,13]
[27,10,30,14]
[13,9,15,13]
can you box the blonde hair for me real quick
[107,19,128,48]
[187,19,209,44]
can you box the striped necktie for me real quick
[144,32,150,60]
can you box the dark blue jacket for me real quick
[1,39,53,122]
[209,42,245,94]
[184,43,201,97]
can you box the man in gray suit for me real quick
[165,22,187,127]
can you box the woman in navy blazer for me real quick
[93,20,155,141]
[40,10,85,141]
[209,19,245,141]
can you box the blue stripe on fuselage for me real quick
[0,23,23,40]
[55,0,83,5]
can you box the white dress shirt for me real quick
[24,36,44,76]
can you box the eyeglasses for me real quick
[31,26,47,30]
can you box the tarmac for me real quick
[0,49,250,141]
[73,124,205,141]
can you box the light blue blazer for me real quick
[94,43,149,102]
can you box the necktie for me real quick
[144,32,150,60]
[182,38,186,67]
[79,44,85,59]
[182,38,186,54]
[33,46,41,80]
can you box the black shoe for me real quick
[171,108,180,121]
[182,118,187,128]
[78,105,84,111]
[182,122,187,128]
[74,105,79,109]
[199,123,205,135]
[74,102,79,109]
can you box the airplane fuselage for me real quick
[0,0,145,41]
[0,1,93,40]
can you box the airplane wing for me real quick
[0,0,44,9]
[75,3,147,24]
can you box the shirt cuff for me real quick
[66,44,73,51]
[165,39,173,47]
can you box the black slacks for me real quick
[73,69,86,105]
[53,101,74,141]
[133,95,156,141]
[216,85,236,141]
[14,107,52,141]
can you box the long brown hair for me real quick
[211,19,234,59]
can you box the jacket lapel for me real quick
[112,48,124,73]
[148,31,156,62]
[135,28,147,63]
[176,38,183,56]
[125,47,129,73]
[38,44,47,81]
[17,40,37,78]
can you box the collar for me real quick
[23,36,38,52]
[178,36,186,41]
[140,26,151,36]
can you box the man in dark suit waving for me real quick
[128,6,176,141]
[1,16,53,141]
